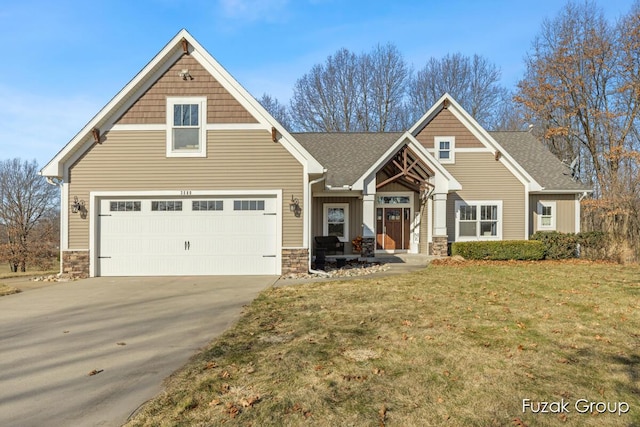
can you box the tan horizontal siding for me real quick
[312,197,362,254]
[444,152,526,241]
[415,109,484,149]
[530,194,576,234]
[116,55,257,124]
[68,129,303,248]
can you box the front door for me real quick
[376,207,411,250]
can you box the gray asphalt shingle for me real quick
[293,132,402,187]
[490,131,591,192]
[294,130,591,193]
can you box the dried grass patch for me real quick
[0,284,21,296]
[126,262,640,427]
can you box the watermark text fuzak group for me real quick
[522,399,630,416]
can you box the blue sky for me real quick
[0,0,634,168]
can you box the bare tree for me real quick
[259,93,292,130]
[407,53,510,129]
[290,44,410,132]
[0,159,59,272]
[515,0,640,261]
[290,48,360,132]
[358,43,410,131]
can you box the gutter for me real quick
[326,184,353,190]
[579,191,588,201]
[308,172,330,276]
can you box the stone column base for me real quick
[360,237,375,257]
[431,237,448,257]
[62,250,90,278]
[282,248,309,274]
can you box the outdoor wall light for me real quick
[289,195,301,217]
[179,69,193,80]
[71,196,86,215]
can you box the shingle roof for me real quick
[489,131,592,192]
[293,132,402,187]
[293,130,591,193]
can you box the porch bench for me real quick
[315,236,345,255]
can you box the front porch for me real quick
[311,143,454,258]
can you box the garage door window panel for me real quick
[110,201,141,212]
[193,200,223,211]
[151,201,183,211]
[234,200,265,211]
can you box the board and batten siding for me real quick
[312,197,362,254]
[443,153,526,241]
[529,194,576,234]
[67,129,304,249]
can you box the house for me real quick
[41,30,591,277]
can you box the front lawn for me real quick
[0,263,57,280]
[126,260,640,426]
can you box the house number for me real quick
[180,190,192,195]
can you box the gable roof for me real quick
[490,131,592,192]
[294,132,461,193]
[293,132,401,187]
[409,94,544,192]
[41,29,323,178]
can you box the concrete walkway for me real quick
[0,275,276,427]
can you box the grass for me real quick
[126,260,640,426]
[0,283,20,296]
[0,262,58,280]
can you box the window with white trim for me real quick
[323,203,349,242]
[537,201,556,230]
[435,136,455,164]
[455,200,502,240]
[167,97,207,157]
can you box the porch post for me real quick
[432,192,448,256]
[361,194,376,257]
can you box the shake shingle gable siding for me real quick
[490,132,591,192]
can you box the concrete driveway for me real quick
[0,275,276,427]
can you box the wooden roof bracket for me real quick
[91,128,101,144]
[181,38,189,55]
[272,127,278,142]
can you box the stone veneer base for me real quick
[62,250,90,278]
[360,237,375,257]
[282,248,309,274]
[431,236,448,257]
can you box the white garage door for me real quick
[97,196,278,276]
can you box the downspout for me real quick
[308,171,330,275]
[44,176,64,274]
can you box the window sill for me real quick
[166,150,206,158]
